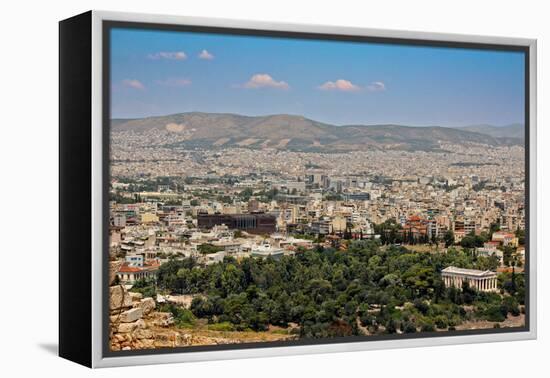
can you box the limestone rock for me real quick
[136,297,155,315]
[134,328,154,340]
[154,331,178,348]
[110,285,132,311]
[151,312,174,327]
[140,339,155,349]
[119,308,143,323]
[109,261,123,285]
[129,292,143,302]
[135,319,146,329]
[117,321,139,333]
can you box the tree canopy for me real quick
[154,241,523,337]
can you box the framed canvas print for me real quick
[59,10,537,368]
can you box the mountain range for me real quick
[111,112,524,152]
[454,124,525,139]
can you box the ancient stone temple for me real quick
[441,266,498,292]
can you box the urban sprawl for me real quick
[108,127,526,351]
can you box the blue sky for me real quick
[110,27,525,127]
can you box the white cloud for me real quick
[154,78,192,87]
[147,51,187,60]
[122,79,145,90]
[318,79,360,92]
[198,49,214,60]
[242,73,289,90]
[367,81,386,92]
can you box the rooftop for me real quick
[441,266,496,277]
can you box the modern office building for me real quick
[198,213,277,234]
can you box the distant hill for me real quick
[455,124,525,140]
[111,112,524,152]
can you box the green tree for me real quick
[444,230,455,247]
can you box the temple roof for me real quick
[442,266,496,277]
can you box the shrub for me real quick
[208,322,234,332]
[484,304,506,322]
[403,321,417,333]
[420,322,436,332]
[160,304,196,327]
[434,315,448,329]
[413,299,430,315]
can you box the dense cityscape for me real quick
[108,121,526,351]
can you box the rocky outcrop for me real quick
[135,297,155,315]
[119,308,143,323]
[109,261,123,285]
[109,282,181,351]
[150,312,175,327]
[109,284,167,351]
[110,285,132,310]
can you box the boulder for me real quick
[129,292,143,302]
[135,319,146,329]
[154,331,178,348]
[110,343,121,352]
[136,298,155,315]
[109,261,123,285]
[110,285,132,311]
[119,308,143,323]
[117,321,139,333]
[134,328,154,340]
[151,312,174,327]
[140,339,155,349]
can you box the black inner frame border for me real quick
[102,19,531,358]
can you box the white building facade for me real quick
[441,266,498,292]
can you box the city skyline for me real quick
[110,28,525,127]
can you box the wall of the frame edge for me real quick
[59,10,93,368]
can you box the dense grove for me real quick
[140,241,524,338]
